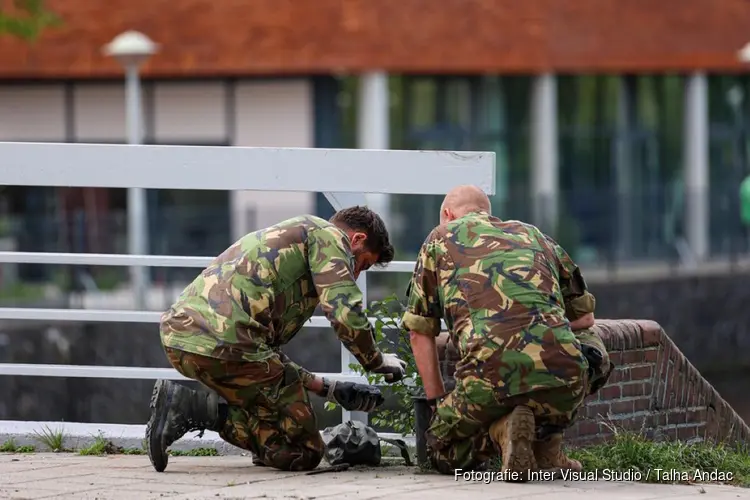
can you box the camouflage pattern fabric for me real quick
[165,346,324,471]
[160,215,384,381]
[402,211,590,473]
[402,211,588,398]
[426,371,588,474]
[550,240,613,396]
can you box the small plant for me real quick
[324,294,423,436]
[32,425,67,452]
[169,447,219,456]
[79,433,123,456]
[0,438,35,453]
[122,447,146,455]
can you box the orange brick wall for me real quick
[437,320,750,446]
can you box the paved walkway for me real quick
[1,453,747,500]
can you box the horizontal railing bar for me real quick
[0,142,496,195]
[0,307,447,329]
[0,308,161,323]
[0,251,416,273]
[0,252,213,267]
[0,364,371,383]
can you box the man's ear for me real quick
[441,207,453,222]
[350,232,367,248]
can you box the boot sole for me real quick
[502,406,537,482]
[146,380,171,473]
[539,466,565,480]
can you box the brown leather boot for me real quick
[533,433,582,474]
[489,405,537,482]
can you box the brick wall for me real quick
[436,320,750,447]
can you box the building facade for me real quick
[1,0,750,286]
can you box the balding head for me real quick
[440,185,491,225]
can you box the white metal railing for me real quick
[0,252,430,382]
[0,141,494,426]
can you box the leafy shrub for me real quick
[324,294,424,435]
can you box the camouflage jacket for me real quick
[402,211,589,398]
[160,215,384,378]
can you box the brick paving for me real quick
[1,453,747,500]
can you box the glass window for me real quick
[558,75,684,265]
[391,75,532,258]
[708,74,750,257]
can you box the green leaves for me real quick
[324,295,423,436]
[0,0,62,42]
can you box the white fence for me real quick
[0,141,495,425]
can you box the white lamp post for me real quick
[103,31,159,310]
[738,42,750,63]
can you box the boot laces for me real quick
[184,417,207,438]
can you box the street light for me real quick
[738,42,750,63]
[103,31,159,310]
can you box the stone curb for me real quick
[0,420,416,457]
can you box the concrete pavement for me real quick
[1,453,747,500]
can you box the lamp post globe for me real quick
[737,42,750,63]
[103,30,159,67]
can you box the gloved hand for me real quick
[371,352,408,383]
[318,379,385,412]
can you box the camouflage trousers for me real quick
[426,372,588,475]
[164,347,324,471]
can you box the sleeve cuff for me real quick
[361,349,384,371]
[402,312,441,337]
[299,368,316,389]
[565,291,596,320]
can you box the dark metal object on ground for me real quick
[412,395,434,468]
[306,463,350,475]
[380,437,412,466]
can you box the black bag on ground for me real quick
[321,420,411,467]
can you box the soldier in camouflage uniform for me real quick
[146,207,408,473]
[403,185,599,480]
[537,227,613,472]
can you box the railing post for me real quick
[341,272,369,425]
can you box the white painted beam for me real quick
[0,308,446,329]
[0,142,496,195]
[0,251,417,272]
[0,364,371,383]
[323,192,368,211]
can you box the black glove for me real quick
[581,344,603,372]
[588,363,615,396]
[317,379,385,412]
[581,343,613,396]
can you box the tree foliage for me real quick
[0,0,61,41]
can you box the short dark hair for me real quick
[330,206,395,266]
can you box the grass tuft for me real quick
[32,425,68,452]
[78,434,125,456]
[0,439,35,453]
[122,447,146,455]
[169,447,219,457]
[566,431,750,487]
